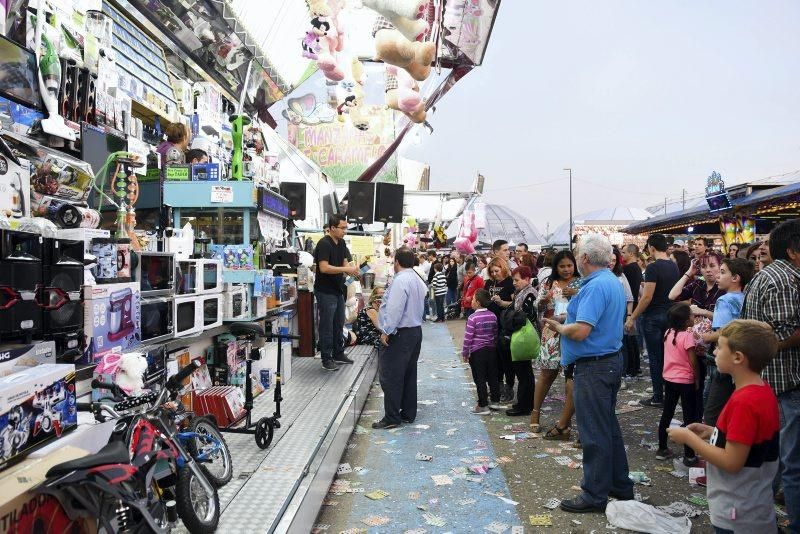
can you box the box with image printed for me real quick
[83,282,141,362]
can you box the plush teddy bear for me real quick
[385,65,426,123]
[306,0,345,81]
[364,0,430,41]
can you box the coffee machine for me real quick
[107,287,134,341]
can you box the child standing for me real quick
[669,320,780,534]
[657,302,700,463]
[431,262,448,322]
[462,290,501,415]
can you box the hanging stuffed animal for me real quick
[306,0,345,81]
[454,211,478,255]
[337,59,371,130]
[385,65,425,123]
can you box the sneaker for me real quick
[471,405,490,415]
[683,455,699,467]
[639,397,663,408]
[656,448,674,460]
[333,355,354,365]
[645,387,653,393]
[322,360,339,371]
[488,403,505,411]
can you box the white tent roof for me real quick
[547,206,652,245]
[447,203,546,247]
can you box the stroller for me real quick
[445,302,462,320]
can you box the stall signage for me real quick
[705,171,726,196]
[210,185,233,203]
[257,187,290,219]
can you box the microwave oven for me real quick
[223,284,249,321]
[200,293,223,330]
[140,296,175,345]
[133,251,175,297]
[173,295,202,337]
[176,259,223,295]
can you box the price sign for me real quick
[210,185,233,203]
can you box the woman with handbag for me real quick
[485,258,516,403]
[505,266,539,416]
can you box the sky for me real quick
[401,0,800,236]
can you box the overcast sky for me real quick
[402,0,800,235]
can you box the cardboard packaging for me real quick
[0,364,77,471]
[0,153,30,220]
[0,341,57,377]
[83,282,141,361]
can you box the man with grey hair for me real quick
[543,234,633,513]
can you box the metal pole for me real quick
[564,168,573,250]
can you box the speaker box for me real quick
[0,230,43,341]
[79,68,97,125]
[58,58,73,120]
[347,181,375,223]
[374,182,404,223]
[279,182,307,220]
[41,238,84,334]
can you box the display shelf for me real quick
[222,269,261,284]
[131,99,178,128]
[164,180,256,208]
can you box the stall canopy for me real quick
[547,207,652,246]
[447,203,546,247]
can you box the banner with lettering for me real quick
[287,106,398,186]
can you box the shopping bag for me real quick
[510,320,540,362]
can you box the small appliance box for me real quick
[0,363,77,470]
[0,154,30,219]
[0,341,57,377]
[83,282,141,361]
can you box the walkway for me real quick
[315,323,522,533]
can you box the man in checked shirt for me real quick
[741,218,800,532]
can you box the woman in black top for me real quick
[444,258,459,306]
[505,265,538,417]
[485,257,515,402]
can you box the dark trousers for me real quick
[497,337,515,389]
[469,346,500,407]
[641,311,668,402]
[317,291,345,363]
[694,358,707,422]
[704,365,735,427]
[574,352,634,506]
[512,359,534,412]
[434,295,445,320]
[658,380,699,457]
[623,334,640,375]
[378,326,422,424]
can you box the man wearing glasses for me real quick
[314,215,361,371]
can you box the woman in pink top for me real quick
[656,302,700,464]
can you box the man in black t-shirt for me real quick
[625,234,680,407]
[314,215,360,371]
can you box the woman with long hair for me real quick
[444,258,459,306]
[725,243,739,259]
[485,257,516,403]
[530,250,581,439]
[670,250,691,275]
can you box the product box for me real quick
[82,282,141,361]
[165,165,191,181]
[191,163,220,181]
[0,364,77,471]
[57,228,111,255]
[0,445,96,533]
[0,152,30,220]
[0,342,57,377]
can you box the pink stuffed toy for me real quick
[454,211,478,254]
[307,0,345,81]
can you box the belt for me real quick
[395,326,422,332]
[578,351,619,362]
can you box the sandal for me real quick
[543,424,571,441]
[529,410,542,433]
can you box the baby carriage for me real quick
[445,302,462,320]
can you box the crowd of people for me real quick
[314,213,799,533]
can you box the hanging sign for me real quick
[210,185,233,203]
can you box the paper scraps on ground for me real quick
[408,491,420,500]
[654,464,674,472]
[553,456,573,466]
[458,498,477,506]
[431,474,453,486]
[688,467,705,484]
[414,424,431,430]
[321,499,338,506]
[534,453,549,459]
[500,434,517,441]
[484,521,510,533]
[511,527,524,534]
[628,471,652,485]
[361,516,390,527]
[337,463,352,475]
[616,404,645,415]
[484,490,519,506]
[310,524,329,533]
[339,529,367,534]
[687,494,708,507]
[364,489,390,500]
[543,498,561,510]
[606,500,692,534]
[657,501,703,518]
[422,513,446,527]
[353,466,369,475]
[435,444,449,449]
[354,425,368,435]
[415,453,433,462]
[418,400,438,405]
[496,456,514,464]
[403,529,427,534]
[529,514,553,527]
[670,470,688,478]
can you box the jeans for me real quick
[641,310,668,402]
[703,365,734,427]
[446,287,458,306]
[573,352,634,506]
[317,291,345,363]
[512,359,534,412]
[378,327,422,424]
[469,346,500,407]
[658,380,699,457]
[434,295,445,321]
[779,387,800,532]
[423,295,430,319]
[623,334,641,375]
[713,527,733,534]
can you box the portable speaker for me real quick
[79,68,97,125]
[347,181,375,223]
[279,182,307,220]
[0,230,43,341]
[70,63,81,123]
[58,58,74,119]
[41,238,84,334]
[374,182,404,223]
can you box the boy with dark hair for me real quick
[669,320,780,534]
[462,289,502,415]
[431,262,447,322]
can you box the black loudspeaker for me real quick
[58,58,72,120]
[41,238,84,334]
[347,181,375,223]
[0,230,43,341]
[279,182,307,220]
[78,68,97,125]
[374,182,405,223]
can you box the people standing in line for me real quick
[621,244,643,377]
[668,320,781,534]
[626,234,681,407]
[505,266,537,417]
[530,250,581,437]
[740,219,800,532]
[543,234,633,514]
[485,257,516,403]
[610,249,634,389]
[656,303,700,464]
[373,247,427,429]
[699,258,754,427]
[313,215,361,371]
[444,258,459,307]
[430,262,448,322]
[493,239,517,270]
[462,289,504,415]
[460,262,485,319]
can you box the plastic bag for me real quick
[606,500,692,534]
[511,320,540,362]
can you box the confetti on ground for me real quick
[414,424,431,430]
[418,400,438,405]
[496,456,513,464]
[311,524,330,533]
[543,498,561,509]
[416,453,433,462]
[533,453,549,459]
[435,444,450,449]
[337,463,352,475]
[404,530,427,534]
[658,502,703,518]
[687,494,709,507]
[484,521,510,533]
[364,490,390,500]
[339,529,367,534]
[654,465,674,472]
[544,448,562,454]
[628,471,652,485]
[553,456,573,466]
[511,527,524,534]
[446,428,458,436]
[529,514,553,527]
[568,461,582,469]
[321,499,338,506]
[407,491,420,500]
[361,516,391,527]
[354,425,368,435]
[422,513,447,527]
[458,498,477,505]
[431,474,453,486]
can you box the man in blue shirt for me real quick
[543,234,634,513]
[373,246,428,429]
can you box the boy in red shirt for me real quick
[669,319,780,533]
